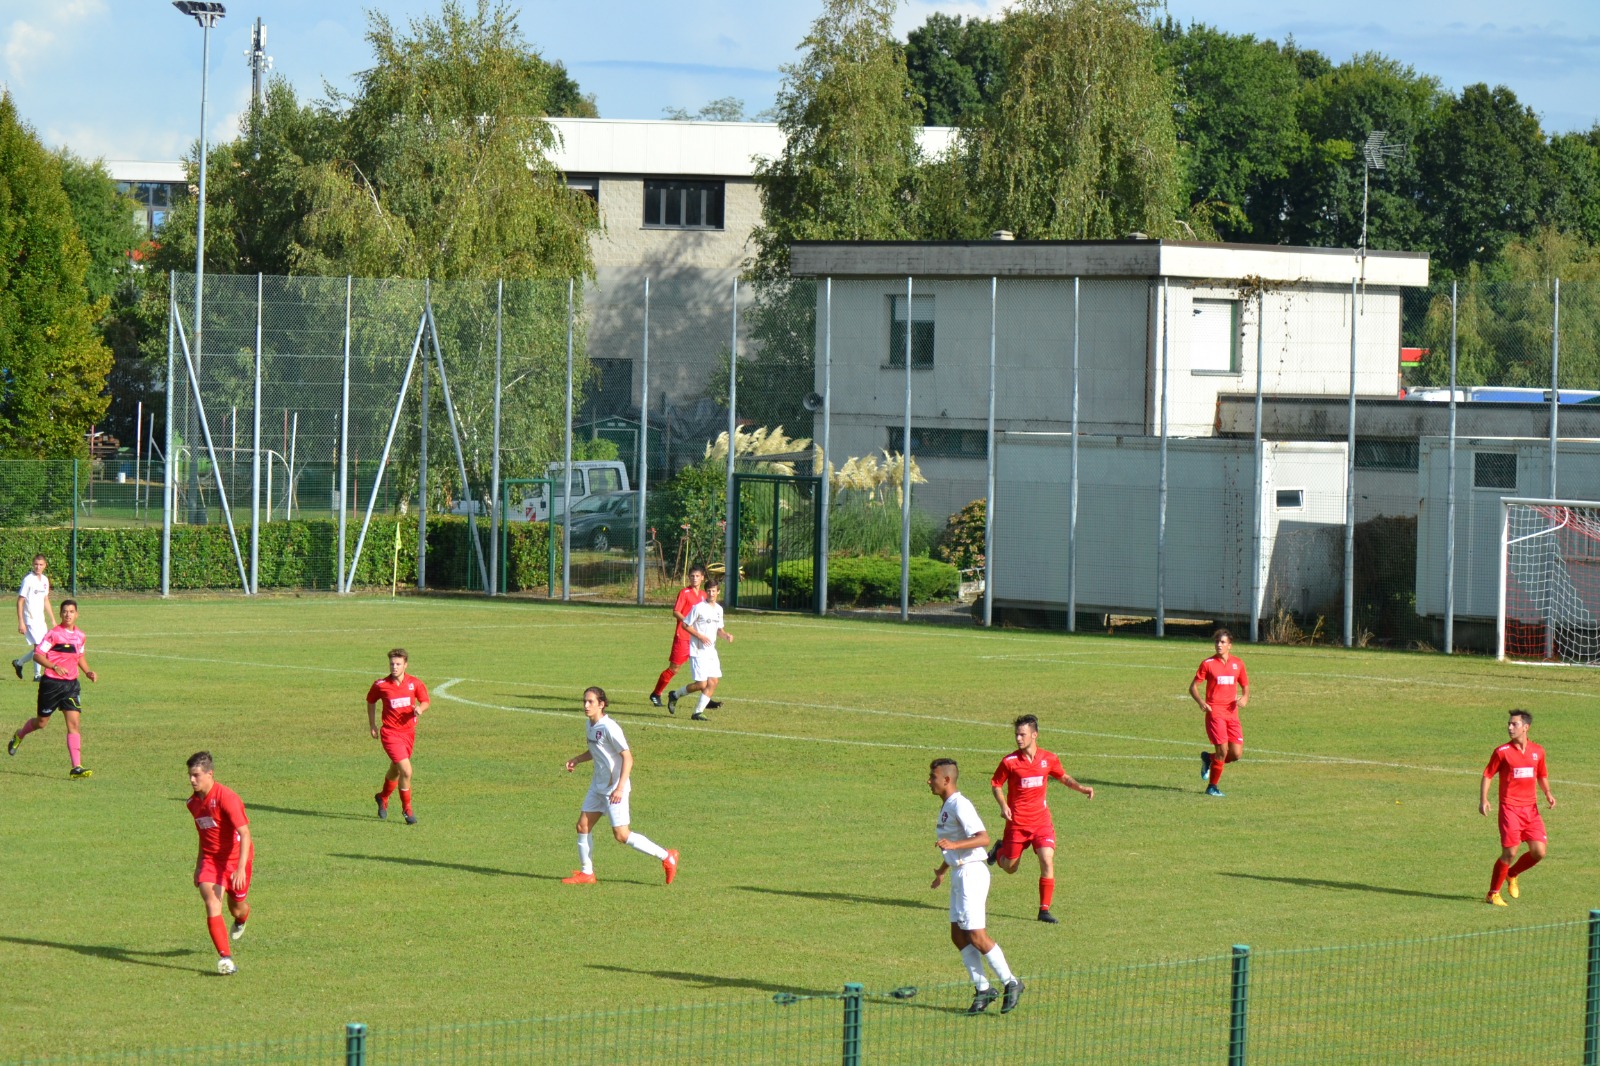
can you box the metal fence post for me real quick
[489,279,503,598]
[338,276,352,595]
[900,276,913,622]
[71,459,79,595]
[161,273,176,597]
[1068,276,1079,632]
[1251,288,1265,643]
[819,277,832,616]
[1549,277,1561,498]
[1444,282,1458,655]
[841,982,863,1066]
[638,277,650,605]
[1344,278,1357,648]
[981,276,996,627]
[724,276,738,592]
[417,284,431,591]
[344,1022,367,1066]
[1585,909,1600,1066]
[1229,945,1250,1066]
[250,273,262,594]
[1156,277,1169,637]
[562,279,574,601]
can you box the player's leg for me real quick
[563,807,605,882]
[8,712,46,755]
[395,749,416,823]
[1034,843,1058,922]
[375,758,399,818]
[197,879,235,971]
[1488,818,1519,903]
[226,854,253,939]
[61,707,87,776]
[993,823,1022,873]
[693,676,718,719]
[652,643,688,704]
[1223,741,1243,764]
[1204,716,1231,794]
[1506,833,1547,898]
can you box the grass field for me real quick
[1,594,1598,1062]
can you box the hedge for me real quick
[0,516,554,593]
[775,554,959,607]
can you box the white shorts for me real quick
[689,650,721,682]
[22,619,47,647]
[948,861,990,931]
[582,783,631,827]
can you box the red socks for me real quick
[378,780,397,801]
[207,915,230,957]
[1490,859,1511,892]
[1209,760,1225,787]
[1039,878,1055,910]
[399,789,412,816]
[1508,852,1542,878]
[652,668,675,697]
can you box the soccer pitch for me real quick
[1,595,1597,1060]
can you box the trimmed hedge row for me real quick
[0,517,554,592]
[776,554,959,607]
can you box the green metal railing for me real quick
[12,911,1600,1065]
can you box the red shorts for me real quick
[1205,711,1242,746]
[669,635,691,667]
[381,729,415,763]
[1498,804,1547,849]
[998,821,1057,861]
[196,851,253,900]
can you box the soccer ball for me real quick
[217,957,237,975]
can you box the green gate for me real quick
[730,473,823,613]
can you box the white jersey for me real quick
[683,601,724,657]
[585,714,630,792]
[936,791,988,867]
[18,572,49,632]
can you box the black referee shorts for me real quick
[36,677,82,717]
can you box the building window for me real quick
[117,180,181,233]
[1354,440,1420,472]
[1275,489,1304,508]
[1474,452,1517,490]
[888,294,935,368]
[1190,299,1240,373]
[565,176,599,203]
[643,179,724,229]
[886,426,987,459]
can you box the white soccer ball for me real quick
[217,957,237,975]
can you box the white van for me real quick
[521,460,630,522]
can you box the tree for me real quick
[1545,129,1600,247]
[904,13,1004,127]
[0,95,112,457]
[949,0,1185,240]
[663,97,756,122]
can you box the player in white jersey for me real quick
[666,580,732,721]
[14,555,53,680]
[929,758,1024,1015]
[561,687,679,885]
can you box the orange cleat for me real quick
[663,849,679,885]
[1485,890,1507,907]
[1507,875,1520,899]
[561,871,597,885]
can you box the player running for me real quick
[666,580,731,721]
[562,686,678,885]
[1190,628,1248,797]
[366,649,429,825]
[13,554,53,680]
[650,564,705,707]
[929,758,1024,1015]
[1481,709,1556,906]
[986,715,1094,923]
[186,751,253,975]
[7,598,97,777]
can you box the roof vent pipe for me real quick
[990,229,1015,241]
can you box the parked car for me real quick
[554,490,639,552]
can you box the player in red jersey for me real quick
[1190,628,1248,797]
[367,649,429,825]
[649,565,705,708]
[987,714,1093,924]
[186,751,253,975]
[1480,709,1556,906]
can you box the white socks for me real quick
[625,832,668,860]
[576,833,593,874]
[960,945,989,989]
[695,693,711,714]
[984,944,1015,984]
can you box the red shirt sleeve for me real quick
[1048,754,1069,783]
[1536,746,1549,779]
[219,787,248,829]
[413,677,429,705]
[1483,749,1504,779]
[674,589,693,615]
[366,680,381,704]
[1237,662,1248,688]
[989,759,1009,790]
[1194,660,1210,685]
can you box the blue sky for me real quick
[1,0,1596,162]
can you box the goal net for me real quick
[1498,497,1600,665]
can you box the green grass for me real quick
[1,596,1598,1062]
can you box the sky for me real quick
[0,0,1597,163]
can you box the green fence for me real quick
[11,912,1600,1065]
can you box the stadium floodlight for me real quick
[173,1,226,25]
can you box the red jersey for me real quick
[1484,741,1548,807]
[673,586,706,641]
[187,782,248,861]
[367,674,428,732]
[1195,654,1247,713]
[990,748,1070,826]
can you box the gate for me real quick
[730,473,823,613]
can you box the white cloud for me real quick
[2,0,106,88]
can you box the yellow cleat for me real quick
[1507,876,1519,899]
[1485,891,1507,907]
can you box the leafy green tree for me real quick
[1159,21,1305,240]
[0,95,112,457]
[950,0,1185,240]
[904,13,1004,127]
[663,97,752,122]
[1545,129,1600,247]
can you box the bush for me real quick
[775,554,959,607]
[934,499,986,570]
[827,491,938,557]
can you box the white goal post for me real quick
[1497,497,1600,665]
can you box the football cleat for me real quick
[230,921,247,942]
[7,731,20,756]
[649,693,663,707]
[404,812,417,825]
[374,793,388,820]
[965,985,999,1014]
[706,700,722,710]
[561,871,597,884]
[1204,785,1225,798]
[1201,751,1213,781]
[1037,908,1059,924]
[216,956,237,975]
[11,660,20,680]
[691,711,707,721]
[69,766,92,779]
[666,691,678,715]
[1507,875,1520,899]
[663,849,679,885]
[1001,979,1025,1014]
[1486,891,1507,907]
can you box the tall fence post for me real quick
[724,276,738,592]
[161,273,176,597]
[1156,277,1169,637]
[489,279,503,598]
[562,279,574,601]
[981,276,996,627]
[1344,278,1357,648]
[1444,282,1458,655]
[1229,944,1250,1066]
[841,982,863,1066]
[71,459,79,595]
[250,273,262,594]
[338,276,352,595]
[344,1022,367,1066]
[417,284,431,591]
[638,277,651,605]
[1549,277,1561,498]
[1068,276,1079,632]
[1585,909,1600,1066]
[1250,288,1265,643]
[819,277,832,616]
[900,276,913,622]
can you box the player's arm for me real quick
[610,747,633,802]
[936,828,991,853]
[414,690,429,716]
[1189,676,1208,710]
[77,651,96,683]
[44,593,54,628]
[1539,765,1556,809]
[990,783,1012,823]
[718,624,732,644]
[14,592,23,635]
[1058,772,1094,800]
[1478,770,1493,816]
[232,824,253,894]
[367,699,380,739]
[31,644,50,670]
[1235,675,1248,709]
[564,750,593,773]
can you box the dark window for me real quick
[643,179,724,229]
[1275,489,1304,508]
[1474,452,1517,490]
[1354,440,1420,472]
[565,176,599,203]
[888,294,934,368]
[886,426,987,459]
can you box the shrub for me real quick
[775,554,959,607]
[934,499,986,569]
[826,491,938,557]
